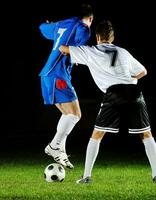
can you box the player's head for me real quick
[95,20,114,44]
[79,4,94,27]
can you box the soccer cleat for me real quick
[44,144,74,169]
[153,176,156,183]
[76,176,92,184]
[64,157,74,169]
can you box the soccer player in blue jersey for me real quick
[60,20,156,183]
[39,4,93,168]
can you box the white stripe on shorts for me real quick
[129,126,151,134]
[94,125,119,133]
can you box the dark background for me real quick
[2,0,156,154]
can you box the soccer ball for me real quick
[44,163,65,182]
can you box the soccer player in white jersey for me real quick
[59,20,156,183]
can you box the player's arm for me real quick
[39,21,56,40]
[131,69,147,79]
[129,53,147,80]
[59,45,88,65]
[59,45,70,55]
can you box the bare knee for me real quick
[140,131,152,140]
[74,111,81,119]
[91,129,106,140]
[67,110,81,119]
[56,101,81,119]
[63,109,81,119]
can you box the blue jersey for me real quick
[39,17,91,79]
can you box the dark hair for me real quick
[95,20,114,41]
[78,4,93,18]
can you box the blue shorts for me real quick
[41,76,78,105]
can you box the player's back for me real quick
[84,44,133,77]
[39,17,87,76]
[70,43,144,92]
[52,17,80,49]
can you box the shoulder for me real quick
[76,23,90,37]
[116,45,131,55]
[78,45,95,53]
[71,45,91,52]
[59,17,79,24]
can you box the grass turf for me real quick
[0,150,155,200]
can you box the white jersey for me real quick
[69,43,146,93]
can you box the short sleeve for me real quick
[69,46,88,65]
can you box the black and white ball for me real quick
[44,163,65,182]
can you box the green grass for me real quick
[0,150,155,200]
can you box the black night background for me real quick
[2,0,156,155]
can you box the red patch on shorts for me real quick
[56,79,67,89]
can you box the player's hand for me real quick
[59,45,70,55]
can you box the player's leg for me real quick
[43,77,81,168]
[41,77,71,167]
[82,87,119,178]
[45,100,81,168]
[76,89,120,183]
[50,100,81,151]
[56,100,81,153]
[127,88,156,182]
[140,131,156,183]
[76,129,106,183]
[84,130,106,178]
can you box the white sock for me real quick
[83,138,101,178]
[50,114,80,150]
[60,137,67,153]
[143,137,156,178]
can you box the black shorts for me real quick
[94,84,151,134]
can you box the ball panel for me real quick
[51,175,59,181]
[44,163,65,182]
[48,164,54,170]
